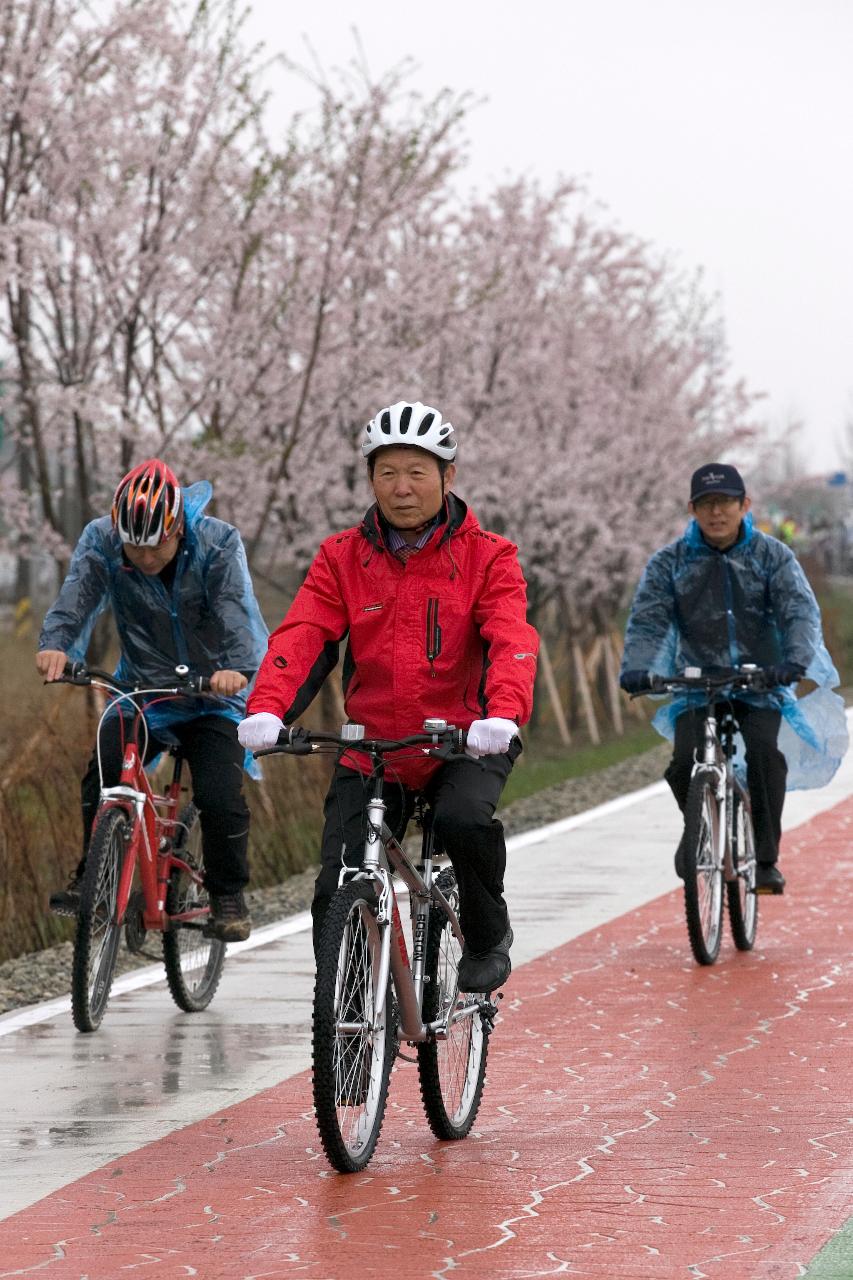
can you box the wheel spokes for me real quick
[434,924,482,1123]
[695,795,722,943]
[333,905,384,1148]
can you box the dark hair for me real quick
[366,444,452,479]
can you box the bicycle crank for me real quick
[124,889,147,953]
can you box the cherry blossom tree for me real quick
[0,0,758,682]
[0,0,267,564]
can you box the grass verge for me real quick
[503,722,661,806]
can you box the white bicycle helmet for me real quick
[361,401,458,461]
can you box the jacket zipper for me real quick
[719,555,740,667]
[426,597,442,676]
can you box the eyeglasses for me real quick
[693,495,741,512]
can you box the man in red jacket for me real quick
[239,400,538,991]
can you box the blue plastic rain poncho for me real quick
[621,513,848,789]
[39,482,269,747]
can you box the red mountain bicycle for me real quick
[56,662,227,1032]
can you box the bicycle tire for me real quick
[418,868,488,1140]
[163,804,226,1012]
[71,808,128,1032]
[312,880,394,1173]
[682,771,724,965]
[727,789,758,950]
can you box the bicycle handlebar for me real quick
[254,722,469,762]
[637,666,772,698]
[57,660,213,695]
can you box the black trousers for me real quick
[664,701,787,864]
[79,714,250,895]
[312,742,520,956]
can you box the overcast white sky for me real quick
[244,0,853,474]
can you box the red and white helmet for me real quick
[361,401,458,461]
[112,459,183,547]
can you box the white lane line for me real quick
[505,781,668,852]
[5,703,851,1043]
[1,787,670,1038]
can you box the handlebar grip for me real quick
[253,727,312,758]
[279,726,313,753]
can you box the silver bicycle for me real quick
[647,666,763,965]
[257,719,498,1173]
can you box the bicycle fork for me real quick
[354,795,437,1044]
[694,713,726,875]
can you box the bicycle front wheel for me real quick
[312,881,394,1173]
[72,808,128,1032]
[727,789,758,950]
[682,771,724,965]
[163,804,226,1012]
[418,868,488,1140]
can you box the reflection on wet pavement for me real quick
[0,935,315,1215]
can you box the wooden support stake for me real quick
[600,630,624,735]
[585,635,603,681]
[572,640,600,745]
[538,635,571,745]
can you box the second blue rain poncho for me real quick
[621,513,848,789]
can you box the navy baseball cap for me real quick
[689,463,746,502]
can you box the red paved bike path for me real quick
[4,798,853,1279]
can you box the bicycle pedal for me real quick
[479,995,501,1033]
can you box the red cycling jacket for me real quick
[248,493,539,787]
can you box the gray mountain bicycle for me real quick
[644,666,767,965]
[257,719,499,1173]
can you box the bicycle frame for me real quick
[75,670,209,934]
[345,795,476,1045]
[258,719,494,1056]
[97,742,198,930]
[692,703,753,885]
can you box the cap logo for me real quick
[702,470,725,484]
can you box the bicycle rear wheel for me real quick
[312,880,394,1173]
[727,789,758,950]
[418,868,488,1140]
[163,804,226,1012]
[71,808,128,1032]
[682,771,724,965]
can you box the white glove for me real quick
[238,712,285,751]
[465,717,519,759]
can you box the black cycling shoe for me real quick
[203,891,252,942]
[753,863,785,895]
[457,927,514,993]
[674,833,687,880]
[49,875,83,917]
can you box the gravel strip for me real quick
[0,744,670,1016]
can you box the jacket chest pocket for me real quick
[350,598,393,653]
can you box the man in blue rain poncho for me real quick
[36,459,268,940]
[620,463,848,895]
